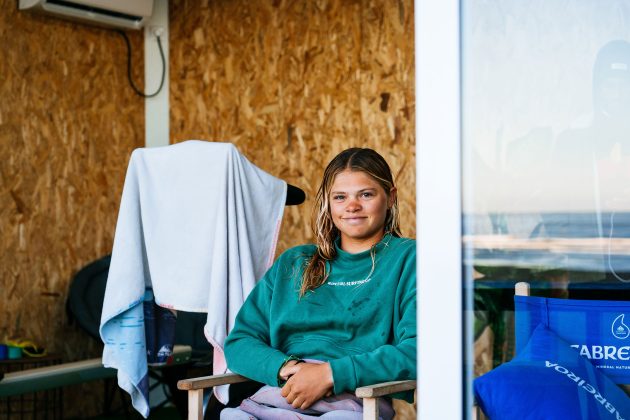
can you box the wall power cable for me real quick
[116,29,166,98]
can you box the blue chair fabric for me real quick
[514,295,630,384]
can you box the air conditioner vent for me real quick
[19,0,154,30]
[47,0,144,23]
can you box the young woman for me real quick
[223,148,416,419]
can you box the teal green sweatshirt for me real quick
[224,234,416,401]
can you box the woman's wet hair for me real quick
[298,148,401,297]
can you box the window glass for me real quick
[462,1,630,416]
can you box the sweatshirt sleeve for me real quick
[328,246,417,398]
[223,259,289,387]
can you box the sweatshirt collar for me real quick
[334,233,393,263]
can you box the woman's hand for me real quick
[280,362,334,410]
[278,359,302,381]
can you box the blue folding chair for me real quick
[514,282,630,396]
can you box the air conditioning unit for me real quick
[19,0,154,30]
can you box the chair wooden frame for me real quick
[177,373,416,420]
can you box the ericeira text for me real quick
[545,361,626,420]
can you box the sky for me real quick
[462,0,630,214]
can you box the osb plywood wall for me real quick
[0,0,144,415]
[1,0,413,415]
[169,0,416,252]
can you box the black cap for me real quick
[285,184,306,206]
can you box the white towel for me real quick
[100,141,286,417]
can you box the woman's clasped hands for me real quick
[280,361,334,410]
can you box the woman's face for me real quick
[329,169,395,253]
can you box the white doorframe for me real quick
[416,0,464,418]
[144,0,169,148]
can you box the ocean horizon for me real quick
[464,211,630,273]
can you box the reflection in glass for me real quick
[462,2,630,417]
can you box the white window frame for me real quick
[416,0,467,418]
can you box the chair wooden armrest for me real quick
[177,375,416,420]
[355,380,416,420]
[177,373,249,420]
[355,379,416,398]
[177,372,249,390]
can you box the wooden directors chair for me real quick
[177,374,416,420]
